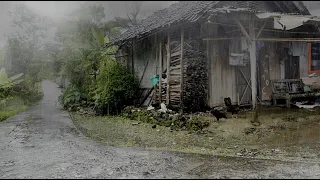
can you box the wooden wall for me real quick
[257,41,281,101]
[132,36,158,89]
[203,24,237,106]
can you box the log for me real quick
[171,51,181,57]
[171,84,181,88]
[171,65,181,71]
[156,39,208,112]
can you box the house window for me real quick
[308,42,320,74]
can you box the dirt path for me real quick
[1,80,320,178]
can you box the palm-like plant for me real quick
[0,68,24,107]
[0,68,24,89]
[68,27,117,81]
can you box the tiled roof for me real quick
[106,1,310,47]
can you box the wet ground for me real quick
[1,80,320,178]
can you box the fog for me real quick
[0,1,319,46]
[0,1,177,46]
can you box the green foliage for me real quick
[5,3,55,86]
[0,47,5,67]
[186,117,211,132]
[59,85,86,111]
[93,59,139,114]
[121,107,211,132]
[0,68,42,121]
[55,4,110,91]
[13,83,43,106]
[0,68,24,107]
[104,17,130,39]
[54,3,138,115]
[0,96,27,121]
[0,68,23,89]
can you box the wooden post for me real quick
[180,27,184,113]
[256,21,266,38]
[249,18,257,109]
[155,34,158,75]
[131,40,134,74]
[159,41,162,103]
[166,31,171,105]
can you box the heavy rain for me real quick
[1,1,320,179]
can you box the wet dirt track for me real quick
[1,80,320,179]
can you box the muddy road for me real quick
[1,80,320,178]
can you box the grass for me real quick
[0,82,43,122]
[71,106,320,162]
[0,96,28,121]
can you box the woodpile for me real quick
[181,40,208,112]
[153,40,208,113]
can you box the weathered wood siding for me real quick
[132,37,158,88]
[268,43,281,81]
[257,42,281,101]
[204,24,237,106]
[233,38,251,105]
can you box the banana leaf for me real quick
[0,68,24,88]
[91,27,105,46]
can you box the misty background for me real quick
[0,1,177,46]
[0,1,320,46]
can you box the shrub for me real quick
[11,82,43,105]
[59,85,86,111]
[186,116,211,131]
[121,107,211,132]
[93,59,139,115]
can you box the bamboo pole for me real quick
[159,40,162,103]
[255,38,320,42]
[180,27,184,113]
[166,30,171,105]
[131,40,134,74]
[249,18,257,109]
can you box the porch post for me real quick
[180,27,184,113]
[249,19,257,109]
[166,30,171,105]
[159,40,162,103]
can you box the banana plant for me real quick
[68,27,118,80]
[0,68,24,89]
[0,68,24,107]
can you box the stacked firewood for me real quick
[169,41,183,109]
[182,40,207,112]
[153,71,167,104]
[169,40,208,112]
[153,40,207,113]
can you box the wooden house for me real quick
[105,1,320,112]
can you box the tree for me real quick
[124,1,143,25]
[6,3,54,82]
[0,46,5,68]
[54,4,108,93]
[103,17,130,39]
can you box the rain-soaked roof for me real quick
[105,1,311,47]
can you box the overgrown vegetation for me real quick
[0,68,42,121]
[92,59,139,115]
[0,3,50,121]
[121,106,211,132]
[56,3,139,115]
